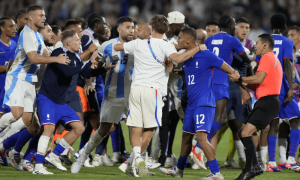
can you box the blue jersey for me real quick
[10,32,18,44]
[183,50,224,108]
[0,40,17,90]
[205,32,245,86]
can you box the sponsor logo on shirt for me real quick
[275,40,282,45]
[212,40,223,45]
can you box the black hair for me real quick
[290,25,300,33]
[38,22,49,33]
[205,20,219,27]
[64,19,80,29]
[75,17,87,29]
[219,15,235,29]
[117,16,134,27]
[87,14,103,29]
[51,25,62,35]
[258,33,274,49]
[270,14,287,30]
[180,27,197,40]
[15,10,26,21]
[236,17,250,25]
[0,17,12,34]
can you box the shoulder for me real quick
[10,40,17,49]
[81,35,92,44]
[100,38,116,48]
[51,47,65,56]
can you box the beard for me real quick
[44,40,53,47]
[121,34,133,42]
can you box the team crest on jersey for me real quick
[74,60,76,67]
[37,45,42,54]
[47,114,50,120]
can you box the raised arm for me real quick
[168,45,205,64]
[114,44,124,52]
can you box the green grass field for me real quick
[0,121,299,180]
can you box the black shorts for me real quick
[245,95,280,129]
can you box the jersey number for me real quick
[121,55,128,64]
[188,75,195,85]
[213,47,220,56]
[196,114,205,124]
[273,48,279,57]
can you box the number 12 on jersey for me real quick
[188,75,195,85]
[196,114,205,124]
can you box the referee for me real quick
[230,34,283,180]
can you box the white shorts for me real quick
[127,86,163,128]
[4,75,36,113]
[100,96,129,124]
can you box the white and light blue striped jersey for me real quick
[99,38,134,99]
[8,25,46,82]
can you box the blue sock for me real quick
[209,120,222,138]
[14,129,33,152]
[111,124,120,153]
[289,129,300,158]
[23,135,40,161]
[3,131,21,149]
[267,136,277,162]
[35,154,45,164]
[95,135,109,155]
[52,143,65,156]
[208,159,220,174]
[176,156,188,170]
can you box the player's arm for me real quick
[284,58,294,102]
[80,42,97,62]
[0,65,7,73]
[27,51,70,65]
[6,60,13,72]
[169,45,206,63]
[114,44,124,52]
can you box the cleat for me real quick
[158,166,183,177]
[8,150,23,171]
[200,172,224,180]
[125,163,139,177]
[83,158,94,167]
[238,158,246,169]
[0,151,8,166]
[277,163,286,169]
[136,157,149,178]
[146,161,161,169]
[33,165,53,175]
[71,153,87,173]
[225,158,241,168]
[165,153,177,168]
[192,163,200,170]
[235,170,254,180]
[92,154,103,166]
[191,148,207,170]
[112,153,125,163]
[45,154,67,171]
[285,162,300,172]
[102,154,116,166]
[266,164,283,172]
[21,159,34,171]
[59,155,72,166]
[119,161,128,173]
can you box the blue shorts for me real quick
[182,106,215,134]
[37,94,82,126]
[226,82,252,122]
[0,89,10,113]
[66,91,82,113]
[213,84,229,101]
[277,94,300,120]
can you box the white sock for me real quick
[0,118,25,141]
[269,161,277,166]
[133,146,141,159]
[0,112,16,130]
[235,140,245,159]
[127,152,134,164]
[78,143,86,154]
[55,138,61,144]
[0,143,5,152]
[287,156,296,164]
[261,146,268,163]
[113,152,119,158]
[36,135,50,163]
[195,146,202,154]
[278,138,287,163]
[84,130,104,156]
[256,151,262,164]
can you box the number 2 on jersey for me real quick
[188,75,195,85]
[196,114,205,124]
[213,47,220,56]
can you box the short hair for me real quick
[0,17,12,33]
[270,14,287,30]
[205,20,219,27]
[149,15,169,34]
[219,15,235,29]
[61,30,77,44]
[51,25,62,35]
[26,4,44,14]
[75,17,86,29]
[180,27,197,40]
[290,25,300,33]
[236,17,250,25]
[116,16,134,27]
[38,22,49,33]
[15,10,26,21]
[87,14,103,29]
[258,33,274,49]
[64,19,80,30]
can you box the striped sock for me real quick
[267,136,277,164]
[288,129,300,158]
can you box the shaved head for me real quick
[196,29,207,44]
[137,23,150,39]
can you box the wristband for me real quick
[238,76,243,84]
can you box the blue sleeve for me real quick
[80,61,106,78]
[256,56,261,63]
[230,36,245,55]
[9,43,17,61]
[283,40,293,60]
[81,35,93,52]
[207,52,224,69]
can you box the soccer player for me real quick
[231,33,282,180]
[71,16,136,174]
[196,29,207,45]
[288,26,300,63]
[204,15,251,154]
[50,25,62,49]
[11,9,28,43]
[266,14,300,172]
[205,20,220,38]
[33,30,114,174]
[159,27,239,180]
[0,5,69,171]
[137,23,151,40]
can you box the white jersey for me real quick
[8,25,46,82]
[123,38,177,96]
[99,38,134,99]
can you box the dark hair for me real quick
[205,20,219,27]
[61,30,77,44]
[51,25,62,35]
[64,19,80,30]
[15,10,26,21]
[0,17,12,34]
[75,17,86,29]
[236,17,250,25]
[149,15,169,34]
[290,25,300,33]
[180,27,197,40]
[270,14,287,30]
[258,33,274,49]
[87,14,103,29]
[26,4,44,14]
[117,16,134,27]
[219,15,234,29]
[38,22,49,33]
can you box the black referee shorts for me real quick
[245,95,280,129]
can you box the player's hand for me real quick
[56,54,71,65]
[88,43,97,53]
[199,44,207,51]
[84,85,94,95]
[293,83,298,89]
[241,90,251,105]
[90,51,100,69]
[284,89,294,103]
[105,62,116,70]
[229,70,240,82]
